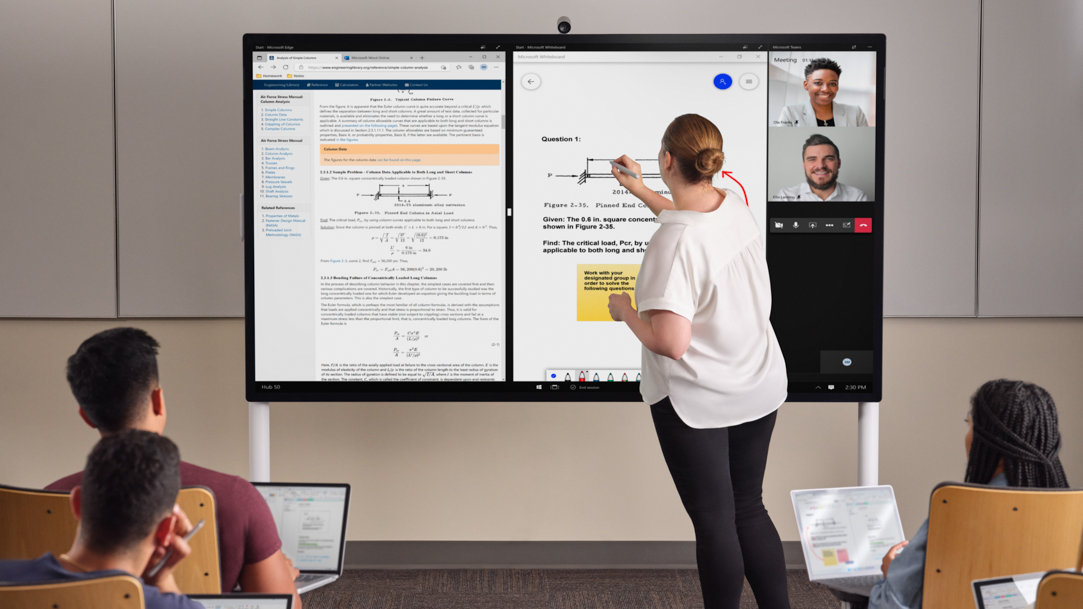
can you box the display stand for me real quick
[249,402,271,482]
[247,401,881,486]
[832,401,880,609]
[858,401,879,486]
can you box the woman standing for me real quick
[608,114,790,609]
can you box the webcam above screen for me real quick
[244,34,884,403]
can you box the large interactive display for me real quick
[244,34,884,402]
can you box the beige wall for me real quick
[1,318,1080,542]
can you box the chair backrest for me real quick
[923,482,1083,608]
[174,485,222,594]
[1035,570,1083,609]
[0,484,78,559]
[0,573,144,609]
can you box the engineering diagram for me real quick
[550,157,661,185]
[358,184,452,201]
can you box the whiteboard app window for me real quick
[511,51,767,382]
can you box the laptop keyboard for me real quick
[296,574,326,584]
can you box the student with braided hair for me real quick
[867,379,1070,609]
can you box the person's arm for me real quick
[881,540,909,577]
[867,521,928,609]
[143,506,193,595]
[608,293,690,359]
[611,155,674,216]
[238,550,302,609]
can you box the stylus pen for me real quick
[147,518,205,578]
[610,159,639,179]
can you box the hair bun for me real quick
[695,148,725,178]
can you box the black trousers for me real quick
[651,398,791,609]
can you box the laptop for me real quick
[253,482,351,594]
[971,572,1045,609]
[791,485,907,595]
[189,594,292,609]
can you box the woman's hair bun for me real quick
[694,148,725,178]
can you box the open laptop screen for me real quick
[972,572,1044,609]
[254,483,351,573]
[791,485,905,581]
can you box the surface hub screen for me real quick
[245,34,884,402]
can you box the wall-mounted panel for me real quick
[114,0,979,317]
[978,0,1083,316]
[0,0,116,317]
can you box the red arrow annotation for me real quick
[720,171,749,206]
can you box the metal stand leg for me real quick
[858,401,880,486]
[249,401,270,482]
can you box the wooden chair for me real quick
[0,484,78,559]
[922,482,1083,608]
[0,483,221,594]
[1036,571,1083,608]
[173,485,222,594]
[0,573,144,609]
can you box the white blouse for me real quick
[635,189,787,428]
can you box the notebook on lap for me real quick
[253,482,351,594]
[189,594,292,609]
[791,485,906,595]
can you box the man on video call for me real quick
[773,133,868,202]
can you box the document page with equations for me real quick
[252,51,506,382]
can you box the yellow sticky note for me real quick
[576,264,639,321]
[822,549,838,567]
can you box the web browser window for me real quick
[252,51,506,383]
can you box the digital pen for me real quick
[610,159,639,179]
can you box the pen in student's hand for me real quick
[610,159,639,179]
[147,518,205,578]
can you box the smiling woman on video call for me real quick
[778,57,868,127]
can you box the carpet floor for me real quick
[299,568,844,608]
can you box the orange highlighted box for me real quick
[320,144,500,166]
[577,264,639,322]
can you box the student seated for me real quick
[45,327,300,607]
[868,379,1070,609]
[0,430,203,609]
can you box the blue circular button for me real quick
[842,358,853,367]
[713,73,733,90]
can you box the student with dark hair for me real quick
[0,430,202,609]
[609,114,790,609]
[46,327,301,607]
[772,133,868,201]
[868,379,1070,609]
[777,57,868,127]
